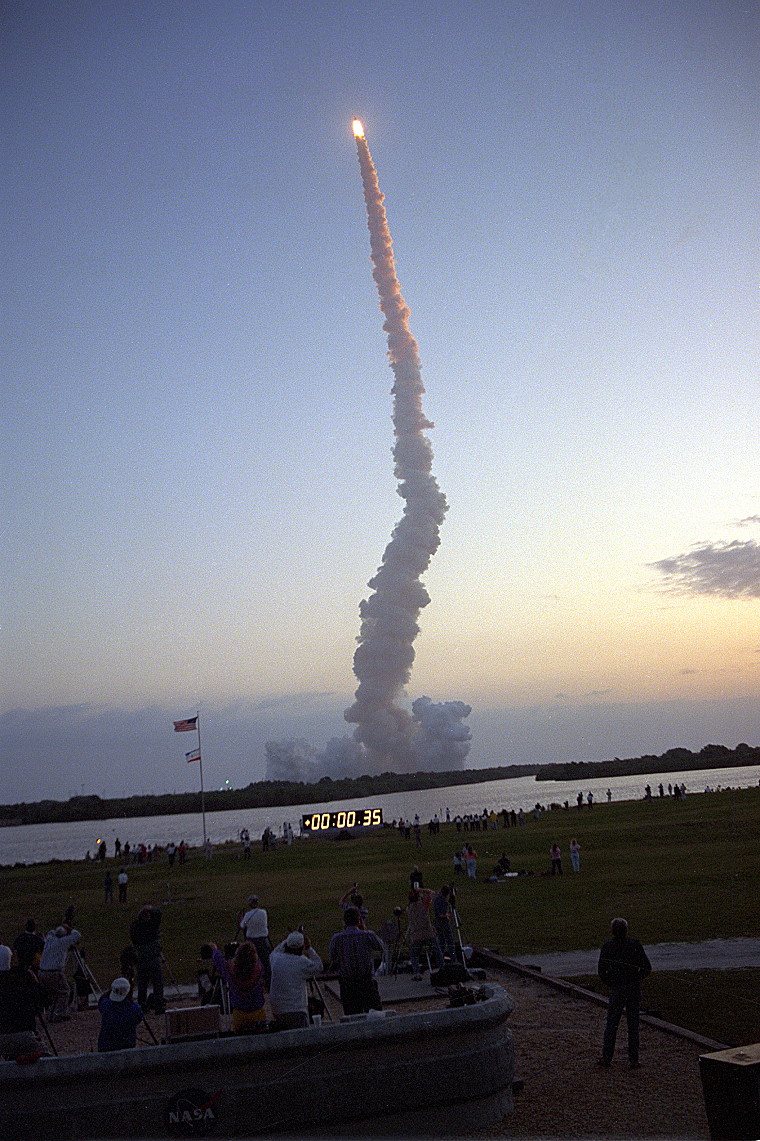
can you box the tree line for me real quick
[0,764,540,827]
[534,742,759,781]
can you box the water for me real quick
[1,763,758,866]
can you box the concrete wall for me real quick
[0,984,514,1138]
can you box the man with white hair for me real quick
[269,930,323,1029]
[597,917,652,1068]
[38,922,81,1022]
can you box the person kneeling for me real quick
[98,977,143,1052]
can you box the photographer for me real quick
[328,907,383,1015]
[269,930,323,1029]
[433,885,456,961]
[208,940,266,1032]
[406,888,443,980]
[38,921,81,1022]
[236,896,272,987]
[339,883,368,928]
[129,905,165,1015]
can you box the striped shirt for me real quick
[328,925,383,979]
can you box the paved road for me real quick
[512,937,760,977]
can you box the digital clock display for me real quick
[301,807,383,832]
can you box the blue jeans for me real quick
[602,984,641,1062]
[434,918,456,960]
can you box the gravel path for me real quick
[485,966,713,1139]
[510,936,760,977]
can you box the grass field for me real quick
[2,787,758,1044]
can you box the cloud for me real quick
[0,698,350,803]
[650,539,760,598]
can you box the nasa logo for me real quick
[165,1088,221,1136]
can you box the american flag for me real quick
[173,717,198,732]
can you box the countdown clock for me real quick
[301,807,383,832]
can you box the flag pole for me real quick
[196,709,207,849]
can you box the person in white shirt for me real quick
[236,896,271,986]
[38,924,81,1021]
[269,931,323,1029]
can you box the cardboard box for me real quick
[164,1005,221,1042]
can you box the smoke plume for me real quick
[343,124,453,771]
[264,122,471,782]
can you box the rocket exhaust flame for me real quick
[344,121,457,771]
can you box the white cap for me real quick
[109,977,131,1002]
[286,931,305,950]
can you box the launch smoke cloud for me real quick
[264,120,471,782]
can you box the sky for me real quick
[2,0,758,802]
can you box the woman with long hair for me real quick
[209,940,266,1032]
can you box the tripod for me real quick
[307,976,331,1022]
[72,947,103,1010]
[36,1012,58,1056]
[449,894,469,969]
[390,916,409,978]
[140,1015,159,1045]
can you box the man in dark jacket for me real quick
[98,977,143,1051]
[129,905,165,1014]
[597,917,652,1068]
[0,961,45,1060]
[13,919,45,970]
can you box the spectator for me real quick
[13,919,44,970]
[129,905,165,1014]
[97,977,143,1052]
[433,886,456,961]
[464,844,477,879]
[597,918,652,1068]
[237,896,272,987]
[118,867,128,904]
[104,871,114,904]
[570,839,581,873]
[269,930,323,1029]
[406,889,443,980]
[328,906,383,1016]
[210,941,266,1032]
[0,959,45,1060]
[549,843,562,875]
[0,945,11,971]
[339,884,368,927]
[38,923,81,1022]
